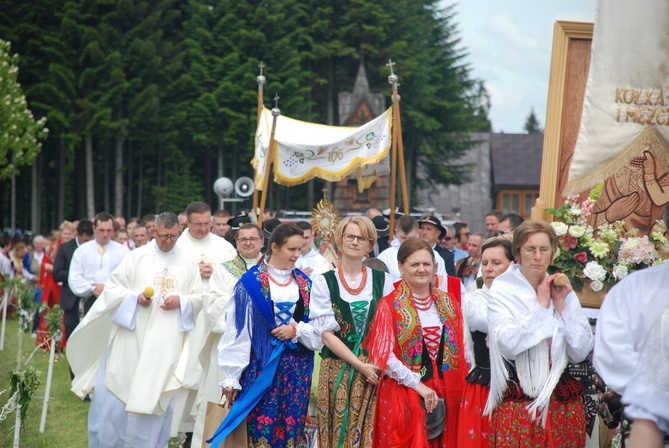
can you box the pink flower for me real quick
[563,234,578,250]
[574,251,587,263]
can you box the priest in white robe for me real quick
[172,201,236,439]
[68,212,203,448]
[191,220,265,447]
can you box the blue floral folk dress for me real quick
[217,263,321,448]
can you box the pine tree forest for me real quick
[0,0,491,234]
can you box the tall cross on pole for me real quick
[386,59,396,77]
[258,61,265,77]
[274,93,280,109]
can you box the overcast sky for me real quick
[448,0,596,133]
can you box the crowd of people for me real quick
[0,204,667,448]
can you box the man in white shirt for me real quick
[69,212,202,448]
[69,212,129,316]
[173,201,236,442]
[191,220,264,447]
[377,215,420,282]
[294,220,332,280]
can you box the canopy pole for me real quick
[258,95,281,229]
[252,61,266,215]
[387,60,400,240]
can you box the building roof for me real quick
[491,132,544,188]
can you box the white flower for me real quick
[583,261,607,281]
[612,265,628,280]
[551,221,568,237]
[570,207,583,217]
[568,225,586,238]
[590,279,604,292]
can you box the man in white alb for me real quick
[68,212,202,448]
[377,215,420,282]
[69,212,129,316]
[191,219,265,447]
[294,220,332,280]
[173,201,236,442]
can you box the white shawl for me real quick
[484,265,568,425]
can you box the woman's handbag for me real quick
[202,396,248,448]
[421,397,446,441]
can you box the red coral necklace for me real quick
[337,265,367,295]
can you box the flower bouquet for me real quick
[547,184,669,292]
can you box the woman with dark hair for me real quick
[312,216,394,448]
[485,221,594,446]
[212,223,324,447]
[457,237,514,447]
[364,238,465,448]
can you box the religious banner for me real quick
[565,0,669,195]
[252,107,392,189]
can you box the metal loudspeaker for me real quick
[234,177,254,198]
[213,177,234,197]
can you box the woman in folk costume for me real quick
[431,248,469,446]
[456,237,514,447]
[313,216,394,448]
[624,306,669,448]
[36,221,75,349]
[364,238,466,448]
[485,221,594,447]
[211,223,326,448]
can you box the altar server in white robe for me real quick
[173,201,236,437]
[69,212,129,315]
[294,220,332,280]
[68,212,203,448]
[190,220,264,448]
[377,215,420,281]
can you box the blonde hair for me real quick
[333,216,377,252]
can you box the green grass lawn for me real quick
[0,319,87,448]
[0,317,323,448]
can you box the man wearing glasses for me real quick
[191,220,265,447]
[174,201,236,445]
[69,212,203,447]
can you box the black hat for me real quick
[262,218,282,239]
[228,212,252,232]
[382,207,404,219]
[419,216,446,239]
[371,215,390,238]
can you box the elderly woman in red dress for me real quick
[485,221,594,447]
[364,238,465,447]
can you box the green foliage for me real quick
[0,0,490,228]
[523,107,543,134]
[0,39,48,180]
[45,304,64,340]
[9,367,41,423]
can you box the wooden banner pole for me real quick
[258,95,281,229]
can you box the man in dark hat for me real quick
[261,218,282,252]
[419,216,455,276]
[371,215,390,256]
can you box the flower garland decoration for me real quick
[547,183,669,292]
